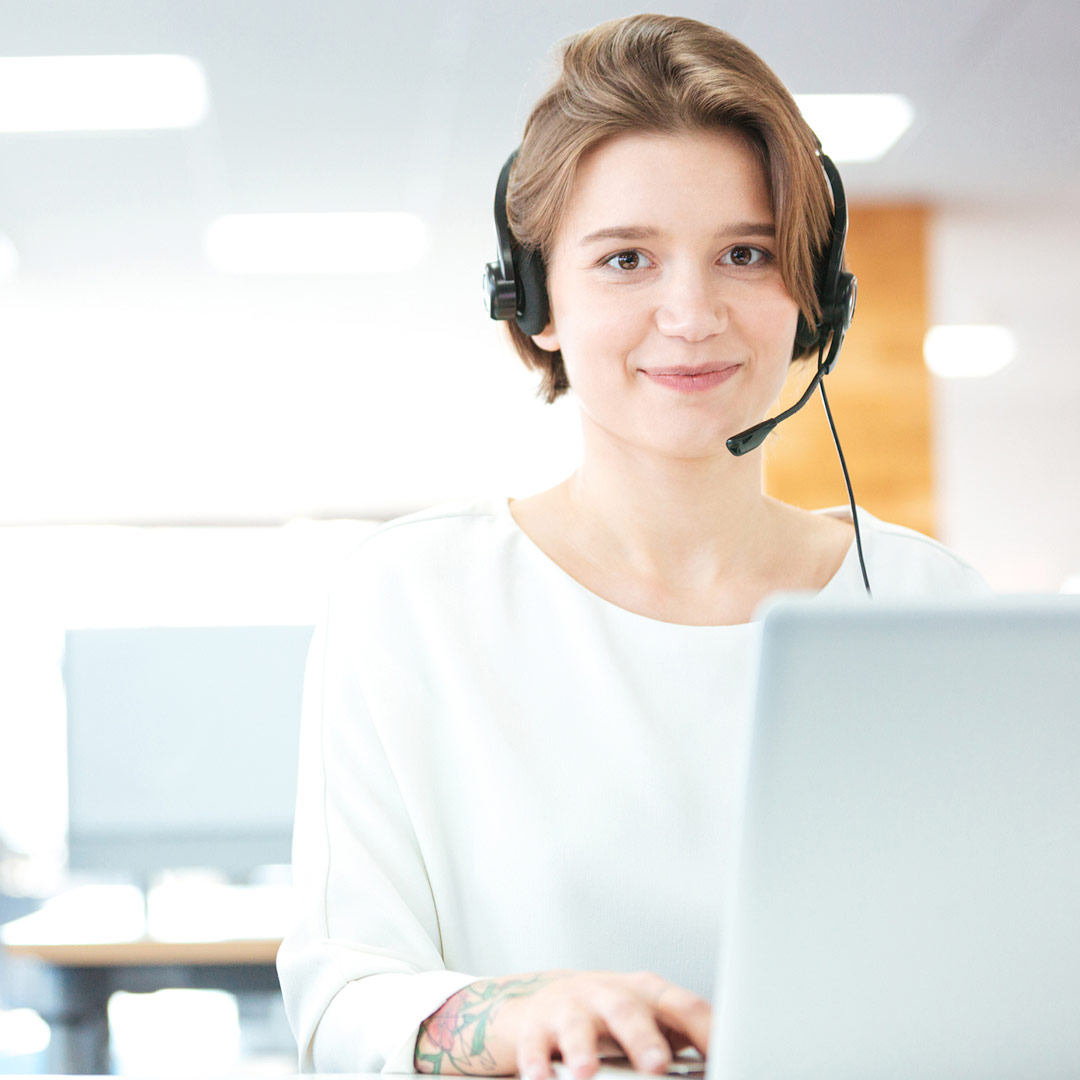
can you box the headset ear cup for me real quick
[515,245,550,337]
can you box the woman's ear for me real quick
[530,319,560,353]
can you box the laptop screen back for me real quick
[712,598,1080,1080]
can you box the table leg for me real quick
[40,966,113,1075]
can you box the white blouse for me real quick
[276,497,990,1073]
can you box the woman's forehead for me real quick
[557,129,774,246]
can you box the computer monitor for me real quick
[62,625,314,883]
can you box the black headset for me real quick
[484,149,549,336]
[794,153,857,368]
[484,147,856,369]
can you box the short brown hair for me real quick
[503,13,833,403]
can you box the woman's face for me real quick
[532,128,801,461]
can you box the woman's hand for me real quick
[414,970,711,1079]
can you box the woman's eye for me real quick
[723,245,768,267]
[604,250,652,271]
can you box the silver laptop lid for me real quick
[712,597,1080,1080]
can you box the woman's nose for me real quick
[653,269,728,341]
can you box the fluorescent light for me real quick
[794,93,914,163]
[109,989,239,1075]
[0,1008,51,1057]
[1062,575,1080,595]
[0,233,18,280]
[203,212,428,275]
[0,55,208,132]
[923,325,1017,378]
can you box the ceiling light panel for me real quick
[794,93,915,163]
[923,325,1017,378]
[0,55,209,133]
[203,212,428,275]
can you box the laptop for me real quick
[712,596,1080,1080]
[563,597,1080,1080]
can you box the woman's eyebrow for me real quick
[719,221,776,239]
[578,222,776,245]
[578,225,660,245]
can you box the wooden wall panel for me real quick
[763,204,935,537]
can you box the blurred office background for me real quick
[1,0,1078,1073]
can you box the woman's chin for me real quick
[636,428,755,464]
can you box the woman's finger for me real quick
[517,1025,558,1080]
[594,989,673,1075]
[554,1013,602,1080]
[649,983,713,1057]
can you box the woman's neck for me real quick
[509,419,854,625]
[557,429,780,594]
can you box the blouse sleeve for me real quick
[276,584,479,1073]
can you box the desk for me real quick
[5,936,282,1074]
[1,883,292,1075]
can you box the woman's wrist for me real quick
[414,972,570,1075]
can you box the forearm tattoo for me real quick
[414,973,565,1074]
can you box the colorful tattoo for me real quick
[414,973,565,1074]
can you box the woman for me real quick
[277,14,988,1079]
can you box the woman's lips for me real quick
[641,365,740,392]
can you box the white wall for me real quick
[0,267,582,525]
[930,202,1080,592]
